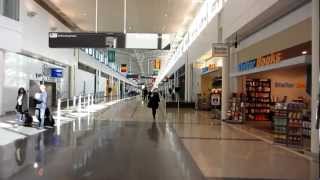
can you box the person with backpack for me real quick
[34,85,48,129]
[15,87,28,127]
[148,90,160,120]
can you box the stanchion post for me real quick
[57,98,61,118]
[73,96,77,110]
[78,95,82,112]
[88,94,91,107]
[67,98,69,109]
[91,95,94,105]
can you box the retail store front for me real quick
[194,50,223,111]
[228,41,312,151]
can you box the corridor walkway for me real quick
[0,98,318,180]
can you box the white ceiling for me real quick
[49,0,203,33]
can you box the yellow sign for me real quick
[154,59,161,69]
[256,53,281,67]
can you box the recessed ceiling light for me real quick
[301,50,308,55]
[164,13,168,17]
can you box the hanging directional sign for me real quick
[49,32,125,48]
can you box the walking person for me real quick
[143,88,148,101]
[15,87,28,127]
[148,90,160,120]
[35,85,48,129]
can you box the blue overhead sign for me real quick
[51,68,63,78]
[238,59,256,72]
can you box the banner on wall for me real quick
[120,64,128,73]
[212,43,228,57]
[153,59,161,70]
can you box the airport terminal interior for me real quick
[0,0,319,179]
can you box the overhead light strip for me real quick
[154,0,226,87]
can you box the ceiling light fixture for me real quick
[301,50,308,55]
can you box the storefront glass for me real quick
[228,41,313,151]
[0,0,19,21]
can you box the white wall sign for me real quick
[212,43,229,57]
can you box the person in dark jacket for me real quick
[15,87,28,127]
[148,91,160,120]
[148,91,152,101]
[143,88,148,101]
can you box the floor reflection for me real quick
[0,117,204,180]
[147,122,160,144]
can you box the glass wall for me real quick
[0,0,19,21]
[80,48,121,73]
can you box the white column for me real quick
[192,65,201,103]
[221,54,230,120]
[311,0,319,155]
[123,82,126,98]
[95,69,101,100]
[70,49,79,98]
[118,80,121,99]
[229,48,238,93]
[73,96,77,110]
[0,51,5,115]
[185,61,192,102]
[78,95,82,112]
[111,76,114,101]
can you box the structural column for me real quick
[111,76,114,100]
[95,69,101,98]
[221,55,230,120]
[118,80,121,99]
[311,0,319,155]
[0,51,5,115]
[184,56,192,102]
[229,47,238,93]
[122,82,126,98]
[70,49,79,98]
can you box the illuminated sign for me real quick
[50,68,63,78]
[153,59,161,69]
[256,53,281,67]
[238,53,282,72]
[238,42,311,72]
[212,43,228,57]
[120,64,128,73]
[275,82,305,89]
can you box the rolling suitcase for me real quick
[24,112,33,127]
[44,108,55,127]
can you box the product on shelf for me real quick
[302,110,311,138]
[246,79,271,121]
[273,103,288,144]
[286,102,304,147]
[272,102,305,147]
[226,93,246,123]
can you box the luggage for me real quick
[44,108,55,127]
[24,113,33,127]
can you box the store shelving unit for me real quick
[302,110,311,138]
[272,102,305,147]
[246,79,271,121]
[273,107,288,144]
[226,94,246,123]
[286,103,304,147]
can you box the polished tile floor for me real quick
[0,98,318,180]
